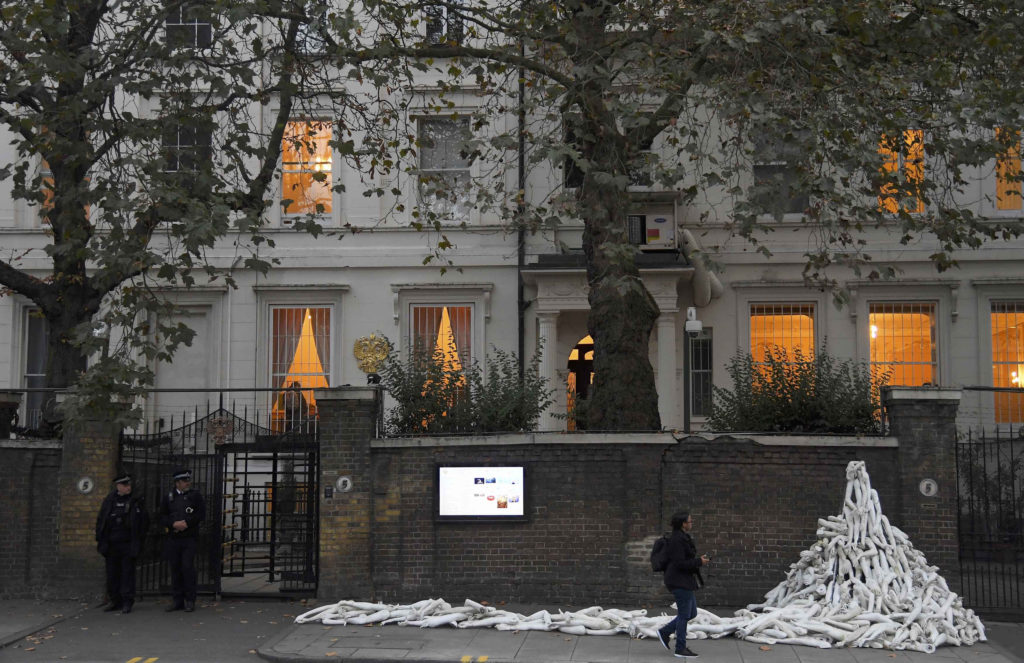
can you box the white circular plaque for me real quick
[77,477,95,494]
[919,478,938,497]
[335,476,353,493]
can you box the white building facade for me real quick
[2,8,1023,433]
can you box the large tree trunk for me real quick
[579,129,662,432]
[44,299,94,390]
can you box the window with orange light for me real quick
[40,159,53,225]
[996,128,1022,211]
[281,120,332,217]
[749,303,815,364]
[270,306,330,431]
[39,157,90,225]
[878,130,924,214]
[991,301,1024,423]
[868,302,936,387]
[409,305,472,366]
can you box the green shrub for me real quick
[379,340,553,435]
[708,345,889,434]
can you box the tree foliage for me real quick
[0,0,408,425]
[366,0,1024,430]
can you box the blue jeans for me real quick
[662,588,697,652]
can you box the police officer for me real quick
[95,472,149,614]
[159,468,205,612]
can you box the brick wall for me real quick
[357,439,898,607]
[316,388,378,600]
[56,418,121,599]
[316,387,959,609]
[0,441,62,599]
[883,388,962,592]
[662,439,899,605]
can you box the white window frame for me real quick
[274,117,339,227]
[415,115,474,224]
[877,129,926,215]
[162,121,213,174]
[849,282,954,386]
[746,301,818,362]
[255,285,347,410]
[10,302,48,429]
[164,2,213,49]
[734,288,828,365]
[392,284,491,369]
[687,327,713,419]
[423,1,465,45]
[972,283,1024,427]
[981,128,1023,218]
[752,137,809,219]
[866,300,939,387]
[297,2,330,54]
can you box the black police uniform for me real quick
[95,482,149,612]
[159,473,205,610]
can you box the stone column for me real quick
[883,387,961,587]
[656,312,679,429]
[315,386,379,599]
[537,312,560,431]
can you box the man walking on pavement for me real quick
[159,467,205,613]
[95,471,149,614]
[657,511,709,658]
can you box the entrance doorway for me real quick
[566,335,594,431]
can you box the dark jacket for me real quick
[663,529,704,591]
[159,488,206,538]
[95,491,150,557]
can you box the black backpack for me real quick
[650,533,671,572]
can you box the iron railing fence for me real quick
[118,388,321,598]
[956,386,1024,620]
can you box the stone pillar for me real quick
[58,411,121,598]
[883,387,961,586]
[537,312,560,431]
[315,387,379,599]
[0,391,22,438]
[656,312,679,429]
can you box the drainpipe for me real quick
[516,13,527,376]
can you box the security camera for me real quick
[684,307,703,337]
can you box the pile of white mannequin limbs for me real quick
[296,461,985,652]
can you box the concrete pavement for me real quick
[256,612,1024,663]
[0,598,95,649]
[1,599,1021,663]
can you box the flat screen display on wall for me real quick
[436,465,526,521]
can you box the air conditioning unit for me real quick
[627,208,677,250]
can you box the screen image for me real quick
[437,466,525,519]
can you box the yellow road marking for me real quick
[126,658,158,663]
[145,658,159,663]
[126,658,142,663]
[478,658,489,662]
[461,657,472,663]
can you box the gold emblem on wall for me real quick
[353,334,390,374]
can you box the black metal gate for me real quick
[956,425,1024,619]
[119,406,319,597]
